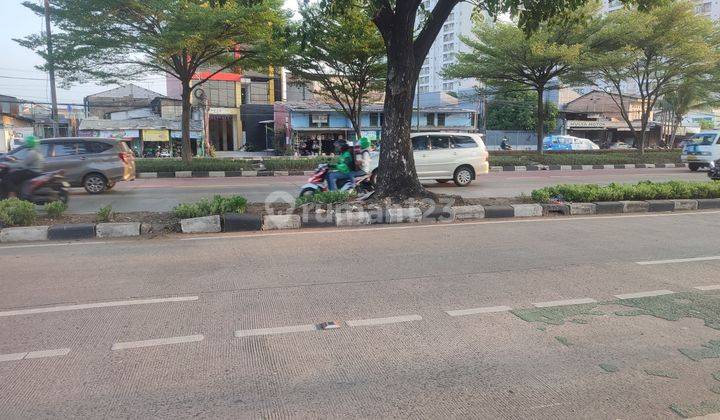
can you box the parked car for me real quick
[1,137,136,193]
[607,141,635,150]
[681,131,720,171]
[543,135,600,151]
[369,132,489,187]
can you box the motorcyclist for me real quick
[327,140,354,191]
[356,137,372,175]
[4,135,44,197]
[500,136,512,151]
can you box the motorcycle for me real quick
[0,163,70,204]
[709,160,720,181]
[298,163,374,197]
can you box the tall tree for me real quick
[577,1,720,152]
[444,10,588,153]
[287,3,385,140]
[660,76,719,147]
[485,90,558,132]
[18,0,287,163]
[322,0,590,198]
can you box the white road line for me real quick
[180,210,720,242]
[234,324,318,337]
[532,298,597,308]
[637,256,720,265]
[346,314,422,327]
[695,285,720,291]
[446,306,512,317]
[615,290,675,300]
[111,334,204,351]
[25,348,70,359]
[0,295,199,317]
[0,348,70,363]
[0,241,111,250]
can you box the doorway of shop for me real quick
[209,116,235,151]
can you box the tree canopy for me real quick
[18,0,288,161]
[486,90,558,133]
[286,3,385,139]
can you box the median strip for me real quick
[111,334,204,350]
[0,295,198,317]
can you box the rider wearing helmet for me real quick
[5,135,44,196]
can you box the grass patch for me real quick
[555,336,572,346]
[599,363,619,373]
[671,400,720,418]
[531,180,720,203]
[644,369,679,379]
[615,292,720,331]
[511,303,603,326]
[678,340,720,362]
[173,195,247,219]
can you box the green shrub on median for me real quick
[531,181,720,203]
[0,198,36,227]
[173,195,248,219]
[489,150,681,166]
[295,190,354,206]
[45,200,67,219]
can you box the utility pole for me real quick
[44,0,59,137]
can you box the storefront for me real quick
[293,129,352,156]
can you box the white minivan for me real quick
[369,132,489,187]
[681,132,720,171]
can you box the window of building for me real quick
[437,113,447,126]
[426,113,435,126]
[419,76,430,84]
[443,43,455,52]
[420,67,430,75]
[419,86,430,93]
[309,114,330,128]
[369,112,384,127]
[443,53,456,62]
[443,23,454,32]
[443,33,453,42]
[696,2,711,14]
[206,80,236,108]
[442,82,454,91]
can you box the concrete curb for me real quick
[96,222,141,238]
[180,215,221,234]
[48,224,96,240]
[136,163,687,178]
[0,226,49,243]
[223,213,262,232]
[262,214,301,230]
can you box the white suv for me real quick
[370,132,489,187]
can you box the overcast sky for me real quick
[0,0,298,105]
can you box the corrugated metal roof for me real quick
[79,117,202,131]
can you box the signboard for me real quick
[100,130,140,139]
[567,120,606,129]
[143,129,170,142]
[311,114,328,124]
[170,131,201,140]
[360,130,380,141]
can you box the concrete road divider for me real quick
[181,215,222,234]
[96,222,141,238]
[697,198,720,209]
[48,224,96,240]
[175,171,192,178]
[511,204,543,218]
[541,203,570,216]
[673,199,698,211]
[0,226,49,243]
[422,208,454,222]
[335,211,372,227]
[223,213,262,232]
[620,201,649,213]
[647,200,675,212]
[262,214,301,230]
[568,203,596,215]
[452,205,485,220]
[483,205,515,219]
[594,202,624,214]
[384,207,422,224]
[301,210,336,228]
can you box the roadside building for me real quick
[0,95,35,152]
[560,90,660,147]
[274,101,477,155]
[84,84,164,119]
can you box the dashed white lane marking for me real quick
[532,298,597,308]
[0,348,70,362]
[0,295,199,317]
[111,334,204,350]
[637,256,720,265]
[695,285,720,291]
[234,324,317,337]
[346,314,422,327]
[615,290,674,300]
[446,306,512,317]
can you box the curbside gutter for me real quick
[135,163,688,179]
[2,196,718,243]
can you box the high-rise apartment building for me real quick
[417,1,482,95]
[603,0,720,19]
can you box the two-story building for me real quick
[274,101,477,155]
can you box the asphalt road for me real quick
[2,211,720,418]
[66,167,708,213]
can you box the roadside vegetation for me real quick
[44,201,68,219]
[295,191,354,206]
[0,198,36,227]
[173,195,248,219]
[531,181,720,203]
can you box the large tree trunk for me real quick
[536,87,545,154]
[374,11,428,199]
[181,80,193,163]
